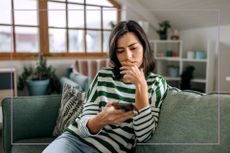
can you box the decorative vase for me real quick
[168,66,179,77]
[26,79,50,96]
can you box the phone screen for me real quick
[112,102,135,112]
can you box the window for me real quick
[0,0,39,53]
[0,0,121,60]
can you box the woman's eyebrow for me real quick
[128,43,137,47]
[117,42,137,49]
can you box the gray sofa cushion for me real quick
[60,76,83,91]
[2,95,61,153]
[69,72,89,91]
[12,146,47,153]
[3,88,230,153]
[11,137,54,153]
[136,89,230,153]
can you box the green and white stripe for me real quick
[67,67,168,153]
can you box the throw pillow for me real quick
[52,83,86,136]
[69,72,90,91]
[60,76,83,92]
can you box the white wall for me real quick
[0,59,76,78]
[118,0,159,40]
[180,25,230,92]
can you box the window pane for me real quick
[68,0,84,3]
[68,4,84,28]
[15,27,39,52]
[0,0,11,24]
[86,30,101,52]
[103,31,111,52]
[86,6,101,29]
[103,8,117,29]
[86,0,113,6]
[0,26,12,52]
[48,2,66,27]
[49,0,65,1]
[69,30,84,53]
[49,28,66,52]
[14,0,38,25]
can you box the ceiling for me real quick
[125,0,230,30]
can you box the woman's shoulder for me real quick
[147,71,165,79]
[147,72,167,84]
[97,67,114,76]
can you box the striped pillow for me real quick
[53,83,86,136]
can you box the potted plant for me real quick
[18,54,61,96]
[156,20,171,40]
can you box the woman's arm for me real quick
[87,103,134,134]
[120,63,168,142]
[120,62,149,110]
[134,79,149,110]
[133,76,168,142]
[76,71,135,136]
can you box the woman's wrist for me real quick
[87,113,106,134]
[135,80,149,110]
[135,79,148,91]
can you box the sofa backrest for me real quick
[2,95,62,153]
[136,88,230,153]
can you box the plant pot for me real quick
[159,34,167,40]
[26,79,50,96]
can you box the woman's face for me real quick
[116,32,144,68]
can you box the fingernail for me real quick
[133,110,138,116]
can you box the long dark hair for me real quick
[109,20,155,78]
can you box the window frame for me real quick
[0,0,121,60]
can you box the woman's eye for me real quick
[116,49,124,53]
[130,47,136,50]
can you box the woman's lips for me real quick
[121,61,137,65]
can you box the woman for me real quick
[43,20,168,153]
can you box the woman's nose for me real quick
[124,50,132,60]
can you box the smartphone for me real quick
[112,102,138,112]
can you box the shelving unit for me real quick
[150,40,215,93]
[0,68,17,127]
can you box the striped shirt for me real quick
[66,67,168,153]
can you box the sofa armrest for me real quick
[2,95,61,153]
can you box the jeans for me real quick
[42,131,99,153]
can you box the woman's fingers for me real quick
[121,66,143,83]
[110,111,134,125]
[106,100,118,107]
[103,102,135,125]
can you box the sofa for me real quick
[2,87,230,153]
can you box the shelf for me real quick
[155,57,181,61]
[150,40,182,43]
[191,79,207,83]
[150,40,215,93]
[164,77,181,81]
[164,77,206,83]
[182,58,207,62]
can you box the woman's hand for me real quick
[120,61,146,86]
[87,101,135,134]
[98,101,135,125]
[120,61,149,110]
